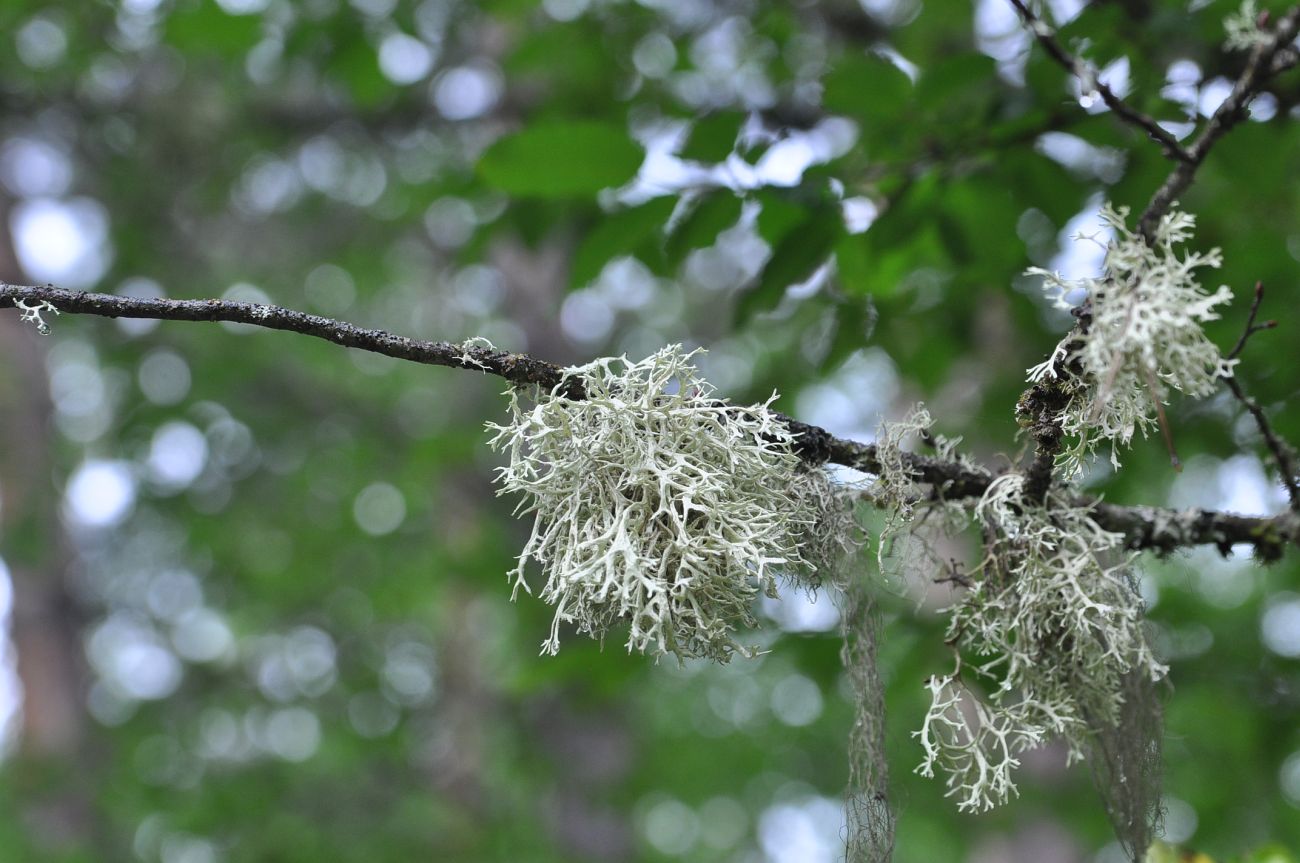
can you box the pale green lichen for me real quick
[15,298,60,335]
[915,474,1166,814]
[1225,0,1271,51]
[1027,205,1234,477]
[487,344,844,662]
[869,405,973,579]
[455,335,496,371]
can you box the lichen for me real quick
[487,344,842,662]
[869,405,973,578]
[838,577,895,862]
[15,298,60,335]
[1225,0,1271,51]
[1027,204,1233,477]
[915,474,1166,815]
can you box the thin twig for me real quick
[1006,0,1192,161]
[1223,375,1298,509]
[1220,282,1300,509]
[1226,280,1277,360]
[2,281,1298,557]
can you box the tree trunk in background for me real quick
[0,196,94,846]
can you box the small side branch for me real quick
[1223,376,1298,508]
[1226,280,1278,362]
[1006,0,1192,161]
[1222,282,1300,509]
[2,281,1296,559]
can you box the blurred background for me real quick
[1,0,1299,860]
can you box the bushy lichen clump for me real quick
[488,345,840,662]
[915,474,1166,813]
[1027,205,1234,476]
[868,407,1165,850]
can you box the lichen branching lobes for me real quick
[487,344,842,662]
[914,474,1167,813]
[1027,205,1234,477]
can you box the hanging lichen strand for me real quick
[837,578,895,862]
[793,463,894,863]
[488,344,842,662]
[1086,667,1165,863]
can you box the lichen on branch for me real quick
[487,344,850,662]
[0,282,1292,556]
[1225,0,1272,51]
[1027,204,1234,477]
[915,474,1166,816]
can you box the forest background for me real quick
[1,0,1300,861]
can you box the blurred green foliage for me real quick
[0,0,1298,861]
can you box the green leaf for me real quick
[840,173,949,299]
[822,52,912,121]
[934,175,1023,283]
[505,22,614,109]
[665,191,743,268]
[166,2,262,56]
[737,205,844,324]
[478,121,643,198]
[833,232,871,294]
[325,31,395,108]
[570,197,676,288]
[678,112,746,163]
[501,199,578,248]
[1237,846,1297,863]
[754,190,809,246]
[853,169,941,260]
[915,52,998,130]
[819,296,876,373]
[918,52,996,104]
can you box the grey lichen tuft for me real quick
[487,344,839,662]
[1027,205,1233,477]
[916,474,1167,814]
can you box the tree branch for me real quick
[1006,0,1192,161]
[0,281,575,391]
[3,281,1297,559]
[1009,3,1300,504]
[1138,6,1300,239]
[1088,501,1299,561]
